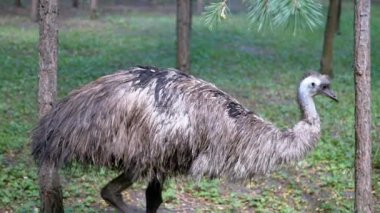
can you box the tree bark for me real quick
[38,0,58,118]
[176,0,192,73]
[354,0,372,212]
[196,0,205,14]
[38,1,61,211]
[72,0,79,8]
[31,0,39,22]
[320,0,340,77]
[38,161,63,212]
[15,0,22,7]
[336,0,342,34]
[90,0,98,19]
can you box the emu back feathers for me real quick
[31,66,320,181]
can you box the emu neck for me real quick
[298,88,319,123]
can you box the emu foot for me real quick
[101,172,134,212]
[101,190,129,212]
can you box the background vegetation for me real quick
[0,1,379,212]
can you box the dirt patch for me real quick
[89,163,350,212]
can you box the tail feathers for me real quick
[32,115,64,212]
[38,161,64,213]
[31,114,61,167]
[31,133,51,167]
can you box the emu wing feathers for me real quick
[31,66,320,181]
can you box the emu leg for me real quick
[101,172,133,212]
[145,177,164,213]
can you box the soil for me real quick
[0,2,371,212]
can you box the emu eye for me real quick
[311,82,315,87]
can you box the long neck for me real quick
[298,85,319,123]
[191,82,323,180]
[218,87,322,180]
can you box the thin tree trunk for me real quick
[31,0,39,22]
[38,1,61,211]
[39,0,58,118]
[73,0,79,8]
[176,0,192,73]
[354,0,372,212]
[196,0,204,14]
[320,0,340,77]
[114,0,123,5]
[38,162,63,212]
[336,0,342,34]
[90,0,98,19]
[15,0,22,7]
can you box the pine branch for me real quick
[247,0,275,31]
[202,0,231,30]
[202,0,323,33]
[271,0,323,33]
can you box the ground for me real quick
[0,1,379,212]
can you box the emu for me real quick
[31,66,337,212]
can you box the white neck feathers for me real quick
[298,78,319,123]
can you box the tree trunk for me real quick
[38,0,58,118]
[336,0,342,34]
[31,0,39,22]
[38,1,61,211]
[90,0,98,19]
[38,161,63,212]
[15,0,22,7]
[176,0,192,73]
[354,0,372,212]
[196,0,204,14]
[320,0,340,77]
[73,0,79,8]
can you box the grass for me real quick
[0,3,379,212]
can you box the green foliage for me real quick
[0,3,379,212]
[162,179,177,203]
[204,0,323,33]
[270,0,323,33]
[190,180,222,203]
[247,0,275,30]
[0,163,39,210]
[202,0,230,30]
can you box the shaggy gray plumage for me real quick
[31,66,337,212]
[32,67,337,181]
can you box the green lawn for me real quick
[0,3,379,212]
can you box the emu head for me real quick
[299,72,338,102]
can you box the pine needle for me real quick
[202,0,230,30]
[202,0,323,33]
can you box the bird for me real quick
[31,66,338,213]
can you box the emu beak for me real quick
[322,88,338,102]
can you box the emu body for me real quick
[31,66,337,212]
